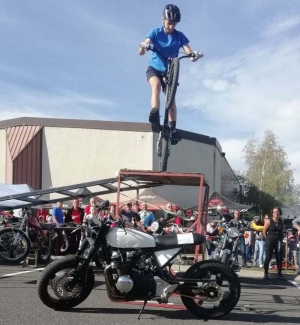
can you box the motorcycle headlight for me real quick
[150,221,159,233]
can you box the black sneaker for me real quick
[277,274,284,280]
[149,108,160,126]
[171,129,182,145]
[263,273,269,280]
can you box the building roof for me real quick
[0,117,222,152]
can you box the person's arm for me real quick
[251,222,264,232]
[292,216,300,231]
[138,37,152,55]
[263,220,270,238]
[183,44,203,62]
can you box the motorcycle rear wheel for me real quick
[181,260,240,319]
[37,256,94,310]
[37,233,52,264]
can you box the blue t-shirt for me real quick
[52,207,64,224]
[144,212,156,228]
[147,27,189,72]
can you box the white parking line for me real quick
[288,280,300,289]
[0,268,44,279]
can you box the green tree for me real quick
[242,129,295,214]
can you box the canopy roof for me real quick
[190,191,253,215]
[118,187,178,211]
[0,184,38,210]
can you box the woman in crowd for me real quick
[263,207,284,280]
[252,215,267,267]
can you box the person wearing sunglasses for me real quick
[263,207,284,280]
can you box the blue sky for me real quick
[1,1,300,183]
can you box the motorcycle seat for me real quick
[39,223,55,230]
[156,233,206,248]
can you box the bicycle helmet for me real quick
[253,216,260,222]
[163,4,181,22]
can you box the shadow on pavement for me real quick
[64,306,300,323]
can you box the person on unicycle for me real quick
[138,4,202,145]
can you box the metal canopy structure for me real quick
[0,169,210,261]
[116,169,210,261]
[0,176,163,210]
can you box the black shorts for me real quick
[146,66,167,91]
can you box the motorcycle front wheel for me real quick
[37,256,94,310]
[181,260,240,319]
[0,228,31,263]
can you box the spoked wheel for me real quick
[165,57,179,110]
[180,261,240,319]
[0,228,31,263]
[37,233,52,264]
[159,135,171,172]
[37,256,94,310]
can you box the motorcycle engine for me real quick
[28,228,38,242]
[110,249,157,295]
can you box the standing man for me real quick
[229,209,249,268]
[52,202,64,226]
[139,203,155,231]
[65,199,84,225]
[138,4,203,145]
[65,199,85,252]
[84,197,98,219]
[162,203,176,223]
[52,202,64,256]
[121,202,134,223]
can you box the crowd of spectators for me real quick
[206,207,300,277]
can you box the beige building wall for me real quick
[42,127,154,201]
[0,129,6,183]
[152,134,223,208]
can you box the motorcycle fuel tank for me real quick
[106,227,156,248]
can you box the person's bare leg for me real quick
[149,76,161,109]
[148,76,161,125]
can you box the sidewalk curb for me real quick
[171,264,300,282]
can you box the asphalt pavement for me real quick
[0,262,300,325]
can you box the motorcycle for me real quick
[72,220,109,269]
[37,201,241,320]
[210,222,249,272]
[0,207,54,264]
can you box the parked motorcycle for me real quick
[0,207,54,264]
[210,223,249,272]
[37,201,241,320]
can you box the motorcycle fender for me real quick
[182,260,235,279]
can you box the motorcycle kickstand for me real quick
[137,300,147,320]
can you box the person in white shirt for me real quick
[206,219,219,236]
